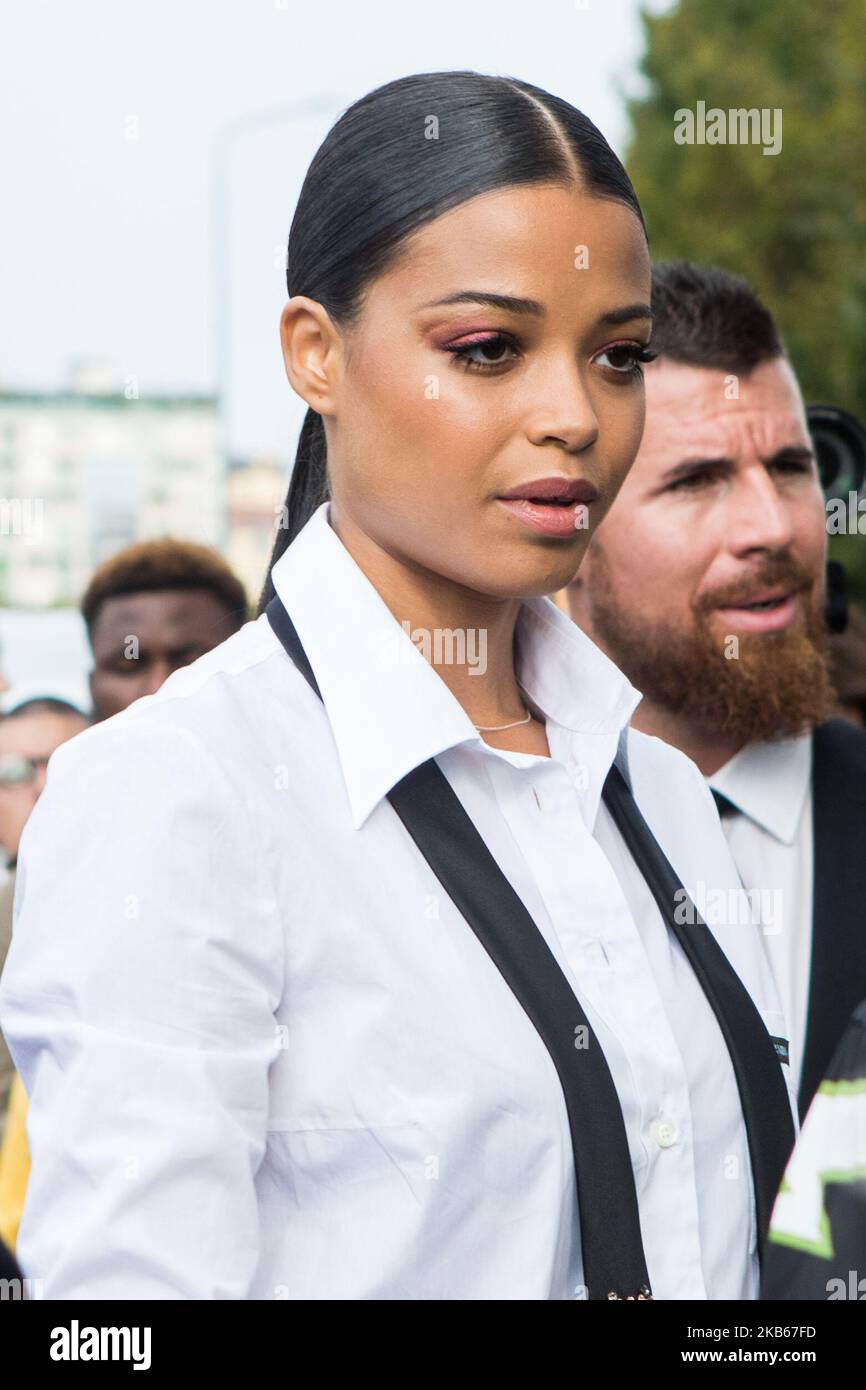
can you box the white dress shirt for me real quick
[708,735,814,1098]
[0,502,796,1301]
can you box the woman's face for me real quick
[285,180,651,600]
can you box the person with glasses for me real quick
[0,699,89,1127]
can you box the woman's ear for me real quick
[279,297,341,416]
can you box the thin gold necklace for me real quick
[473,706,533,732]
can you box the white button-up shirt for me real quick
[0,502,797,1300]
[708,735,814,1098]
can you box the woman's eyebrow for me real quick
[416,290,545,315]
[415,292,653,327]
[599,303,653,326]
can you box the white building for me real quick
[0,369,224,607]
[226,456,289,606]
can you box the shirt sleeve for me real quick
[0,711,284,1298]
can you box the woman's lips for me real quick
[496,478,599,538]
[713,590,802,633]
[496,496,592,536]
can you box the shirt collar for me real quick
[707,733,812,844]
[271,503,642,829]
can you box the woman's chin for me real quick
[475,550,588,603]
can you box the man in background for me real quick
[568,260,866,1121]
[82,539,248,721]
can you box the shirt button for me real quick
[649,1115,679,1149]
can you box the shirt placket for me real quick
[483,745,708,1297]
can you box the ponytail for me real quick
[256,408,329,614]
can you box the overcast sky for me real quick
[1,0,658,459]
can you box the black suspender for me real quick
[266,594,795,1300]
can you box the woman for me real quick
[0,70,796,1300]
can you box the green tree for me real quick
[626,0,866,592]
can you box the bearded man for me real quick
[567,260,866,1121]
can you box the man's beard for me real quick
[586,550,837,746]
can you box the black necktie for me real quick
[602,765,795,1260]
[265,593,794,1300]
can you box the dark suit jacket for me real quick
[0,1233,21,1283]
[799,718,866,1118]
[763,995,866,1299]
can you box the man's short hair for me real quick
[650,260,786,375]
[2,696,89,723]
[81,539,248,636]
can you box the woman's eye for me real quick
[446,333,519,372]
[594,343,657,375]
[445,335,656,377]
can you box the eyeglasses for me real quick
[0,754,50,787]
